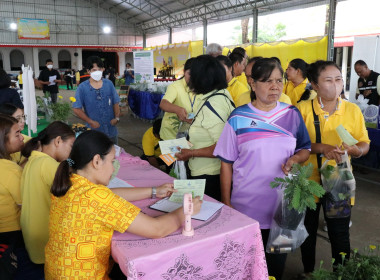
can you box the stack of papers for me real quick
[169,179,206,203]
[158,137,190,166]
[150,198,224,221]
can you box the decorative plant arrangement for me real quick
[311,245,380,280]
[49,96,73,122]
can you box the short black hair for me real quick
[354,60,367,67]
[0,103,18,116]
[251,58,284,82]
[307,60,340,84]
[126,63,132,67]
[228,52,244,64]
[232,47,246,57]
[184,58,195,71]
[189,55,227,94]
[0,69,11,89]
[46,59,53,64]
[152,118,162,136]
[247,56,263,65]
[270,57,281,65]
[86,56,104,70]
[216,55,233,69]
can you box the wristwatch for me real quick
[151,187,157,199]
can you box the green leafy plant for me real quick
[311,246,380,280]
[270,163,325,213]
[49,96,72,122]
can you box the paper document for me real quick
[150,198,224,221]
[107,177,134,189]
[169,179,206,203]
[159,137,190,155]
[49,75,57,86]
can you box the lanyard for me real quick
[188,92,196,112]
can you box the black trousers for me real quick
[261,229,287,280]
[190,174,221,201]
[301,203,350,273]
[65,78,73,89]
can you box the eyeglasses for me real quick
[95,89,102,100]
[15,115,26,122]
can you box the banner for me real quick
[133,51,154,83]
[18,18,50,40]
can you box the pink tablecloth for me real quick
[111,152,269,279]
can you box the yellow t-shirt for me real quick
[0,159,22,233]
[296,98,370,184]
[236,73,250,91]
[189,89,235,176]
[160,79,200,140]
[45,174,140,280]
[142,127,161,157]
[227,77,249,105]
[20,150,60,264]
[18,74,23,85]
[283,78,309,105]
[236,92,292,107]
[10,134,32,165]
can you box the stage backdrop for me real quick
[18,18,50,40]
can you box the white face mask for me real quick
[90,70,103,81]
[47,65,53,69]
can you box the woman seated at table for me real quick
[20,121,75,275]
[213,58,311,280]
[175,55,235,201]
[45,130,202,279]
[284,58,316,105]
[159,58,199,140]
[0,114,25,253]
[0,103,31,166]
[297,60,370,278]
[216,55,249,106]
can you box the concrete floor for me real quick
[52,88,380,280]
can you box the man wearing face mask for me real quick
[72,56,121,144]
[38,59,61,103]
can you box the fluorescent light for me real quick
[103,26,111,34]
[10,23,17,30]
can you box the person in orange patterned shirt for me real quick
[45,130,202,279]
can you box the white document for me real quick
[107,177,134,189]
[49,75,57,86]
[159,137,190,155]
[114,144,122,157]
[150,198,224,221]
[169,179,206,203]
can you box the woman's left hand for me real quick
[342,143,361,158]
[156,183,176,198]
[282,156,297,175]
[175,148,192,161]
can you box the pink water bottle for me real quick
[182,193,194,236]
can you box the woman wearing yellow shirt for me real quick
[0,114,24,247]
[20,121,75,268]
[0,103,31,165]
[159,58,198,140]
[216,55,249,106]
[284,58,316,105]
[296,60,370,277]
[45,130,202,279]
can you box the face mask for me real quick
[47,65,53,69]
[90,71,103,81]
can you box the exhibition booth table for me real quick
[111,152,269,280]
[128,89,164,120]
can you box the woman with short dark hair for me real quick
[0,69,24,109]
[214,58,311,280]
[176,55,235,201]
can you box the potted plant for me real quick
[270,163,325,230]
[49,96,76,123]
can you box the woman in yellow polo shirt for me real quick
[175,55,235,201]
[0,114,24,248]
[159,58,198,140]
[0,103,31,166]
[284,58,316,105]
[216,55,249,106]
[20,121,75,268]
[296,60,370,277]
[45,130,202,279]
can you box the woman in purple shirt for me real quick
[214,58,311,280]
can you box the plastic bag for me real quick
[176,121,191,140]
[170,160,187,179]
[355,95,369,113]
[266,196,309,254]
[320,151,355,218]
